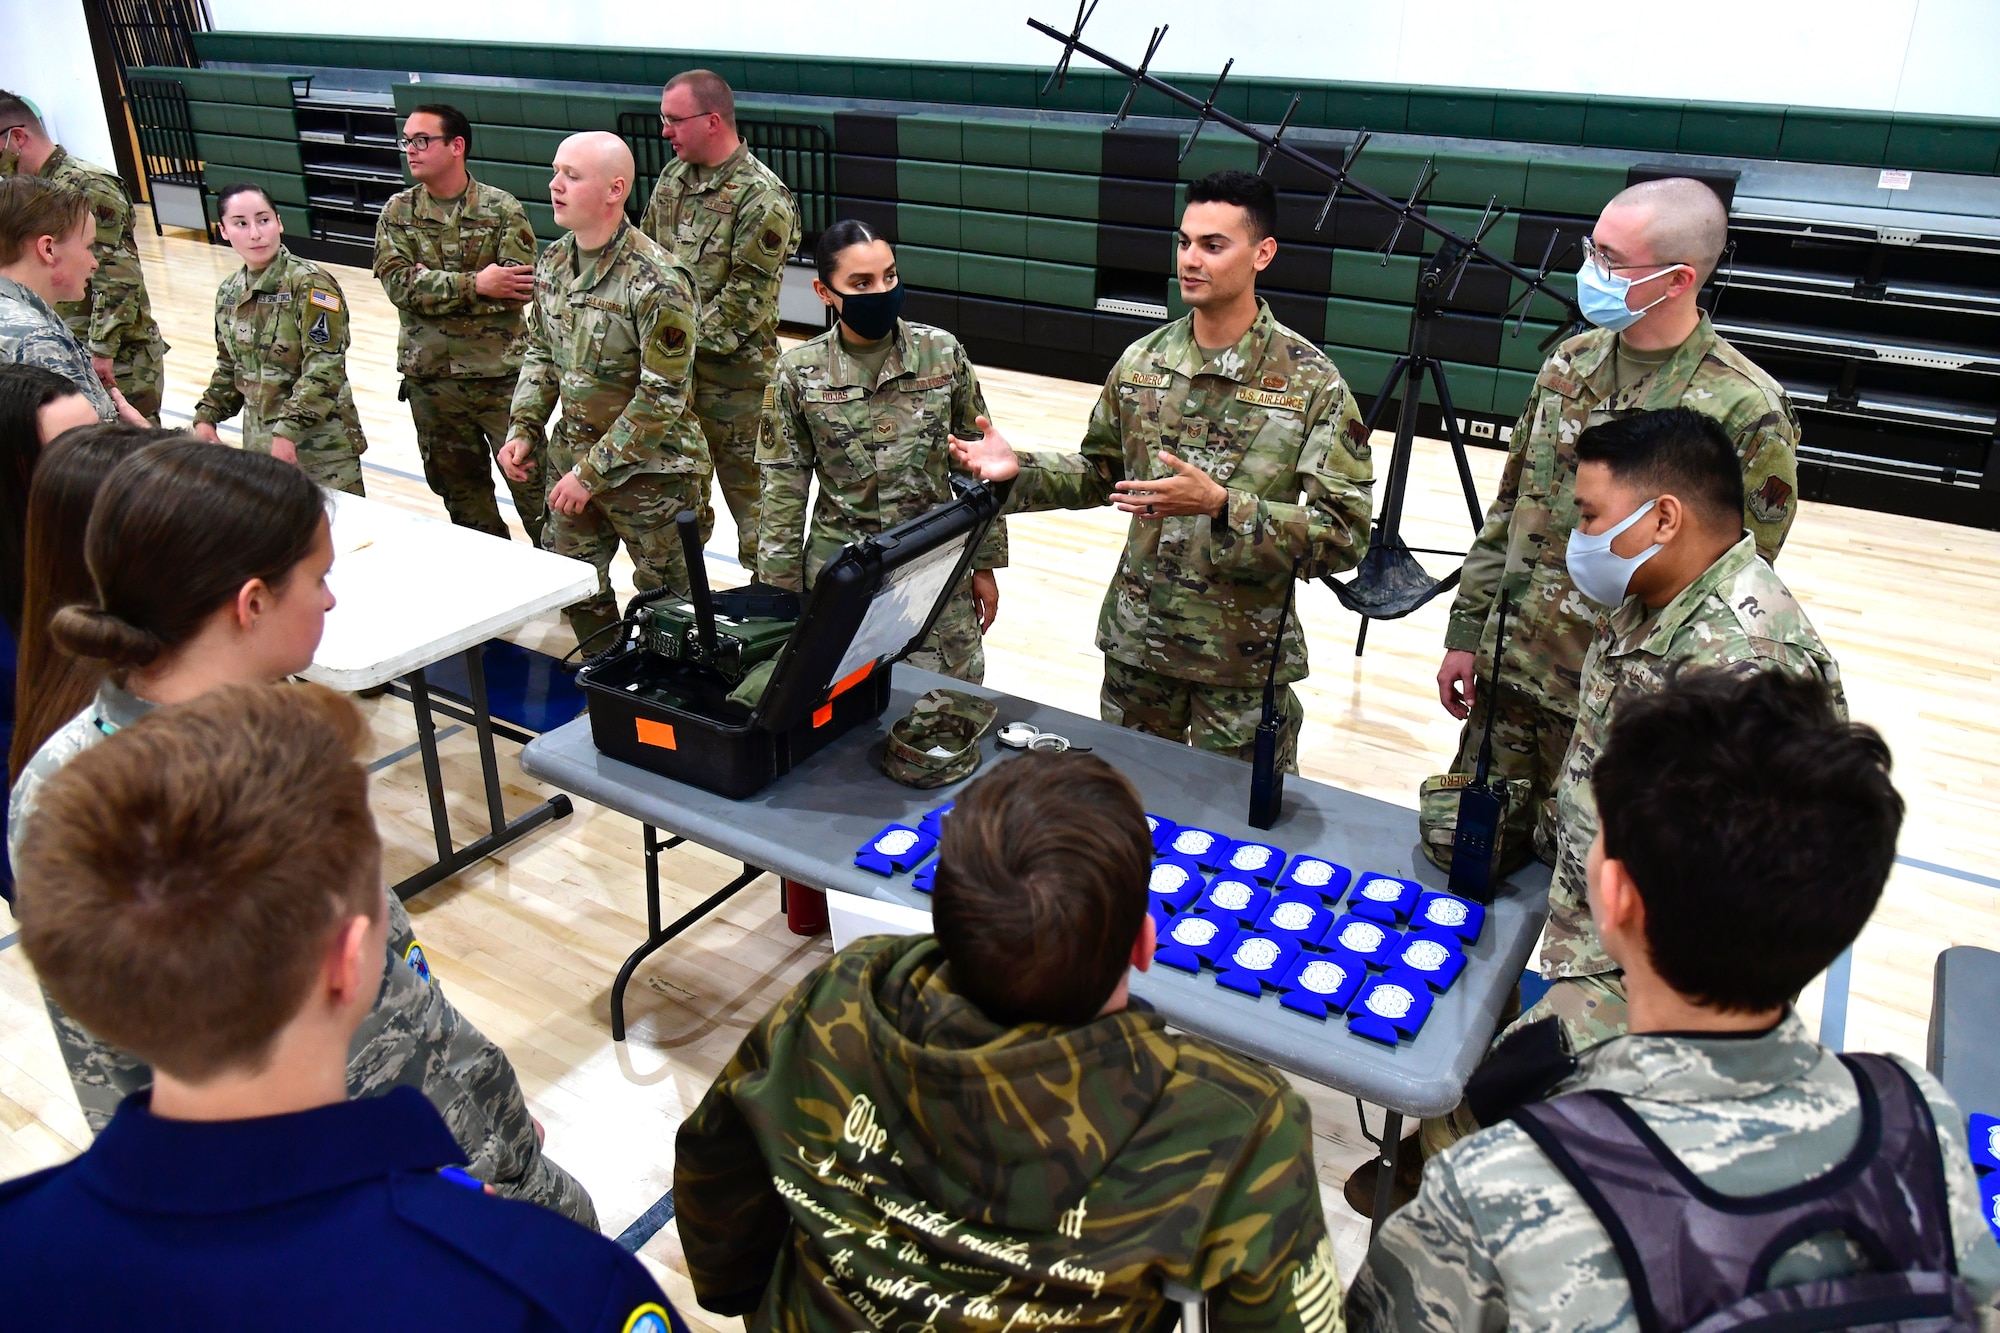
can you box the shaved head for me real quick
[550,131,635,244]
[561,130,634,189]
[1601,178,1730,283]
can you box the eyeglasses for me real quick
[1581,236,1686,282]
[398,133,453,152]
[658,111,711,129]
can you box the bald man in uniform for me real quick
[1422,177,1799,878]
[500,132,709,645]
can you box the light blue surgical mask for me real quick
[1575,249,1689,332]
[1566,499,1661,606]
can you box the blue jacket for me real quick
[0,1085,684,1332]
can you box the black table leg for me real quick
[388,647,575,901]
[609,821,768,1042]
[1369,1109,1404,1239]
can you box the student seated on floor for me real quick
[673,751,1342,1333]
[1346,669,2000,1333]
[0,681,685,1332]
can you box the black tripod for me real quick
[1329,242,1488,655]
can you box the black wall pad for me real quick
[1320,197,1430,254]
[834,112,899,158]
[1264,241,1334,295]
[1101,126,1180,181]
[901,288,960,330]
[1097,222,1175,271]
[1094,311,1158,358]
[1264,292,1328,344]
[1628,163,1738,211]
[1514,213,1592,268]
[1025,305,1097,354]
[1264,144,1352,193]
[958,295,1025,345]
[833,154,897,201]
[1100,177,1178,228]
[1437,261,1513,316]
[834,196,898,241]
[1426,311,1505,366]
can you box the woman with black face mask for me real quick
[752,219,1007,683]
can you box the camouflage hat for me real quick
[1417,772,1536,874]
[881,688,998,789]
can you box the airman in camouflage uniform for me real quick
[506,217,707,644]
[675,932,1343,1333]
[757,318,1005,682]
[7,679,599,1229]
[1424,313,1799,869]
[641,139,800,567]
[0,95,169,421]
[0,271,116,419]
[995,300,1374,767]
[192,245,368,494]
[375,174,546,541]
[1348,1014,2000,1333]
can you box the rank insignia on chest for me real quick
[307,287,342,312]
[1234,387,1307,411]
[1120,371,1173,389]
[307,311,331,346]
[1261,374,1289,391]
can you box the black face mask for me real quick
[832,283,904,341]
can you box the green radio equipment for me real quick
[635,515,799,686]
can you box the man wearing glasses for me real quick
[0,89,168,422]
[1420,176,1799,960]
[374,102,547,542]
[639,70,801,569]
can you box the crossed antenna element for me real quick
[1032,5,1585,338]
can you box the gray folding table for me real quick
[521,664,1550,1228]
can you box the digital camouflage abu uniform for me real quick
[674,933,1343,1333]
[7,680,599,1229]
[192,245,368,495]
[1425,315,1798,869]
[508,219,707,645]
[757,319,1006,683]
[640,141,800,567]
[28,147,169,422]
[1348,1015,2000,1333]
[0,273,116,419]
[374,175,546,541]
[1005,301,1374,767]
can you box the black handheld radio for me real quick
[1448,594,1511,903]
[1248,562,1300,830]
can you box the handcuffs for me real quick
[995,721,1092,754]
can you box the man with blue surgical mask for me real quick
[1536,406,1840,1050]
[1418,177,1799,896]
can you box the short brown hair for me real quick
[932,752,1151,1025]
[0,176,89,267]
[666,69,736,131]
[17,682,382,1082]
[0,90,43,134]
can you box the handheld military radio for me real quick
[1248,562,1300,830]
[633,513,799,686]
[1448,595,1512,904]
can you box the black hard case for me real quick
[577,483,1001,799]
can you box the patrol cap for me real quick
[880,688,998,789]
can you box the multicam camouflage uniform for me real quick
[640,141,800,567]
[32,147,169,421]
[0,273,115,419]
[374,175,545,541]
[675,933,1343,1333]
[756,319,1006,682]
[508,219,708,645]
[1424,316,1798,868]
[7,679,599,1229]
[1004,300,1373,766]
[1349,1015,2000,1333]
[192,245,368,495]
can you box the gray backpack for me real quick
[1511,1053,1979,1333]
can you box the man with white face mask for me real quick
[1535,406,1840,1047]
[1421,178,1799,883]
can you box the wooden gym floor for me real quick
[2,212,1997,1312]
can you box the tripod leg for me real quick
[1357,356,1413,439]
[1355,615,1370,656]
[1425,360,1484,531]
[1376,359,1424,551]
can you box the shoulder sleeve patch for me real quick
[308,287,342,312]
